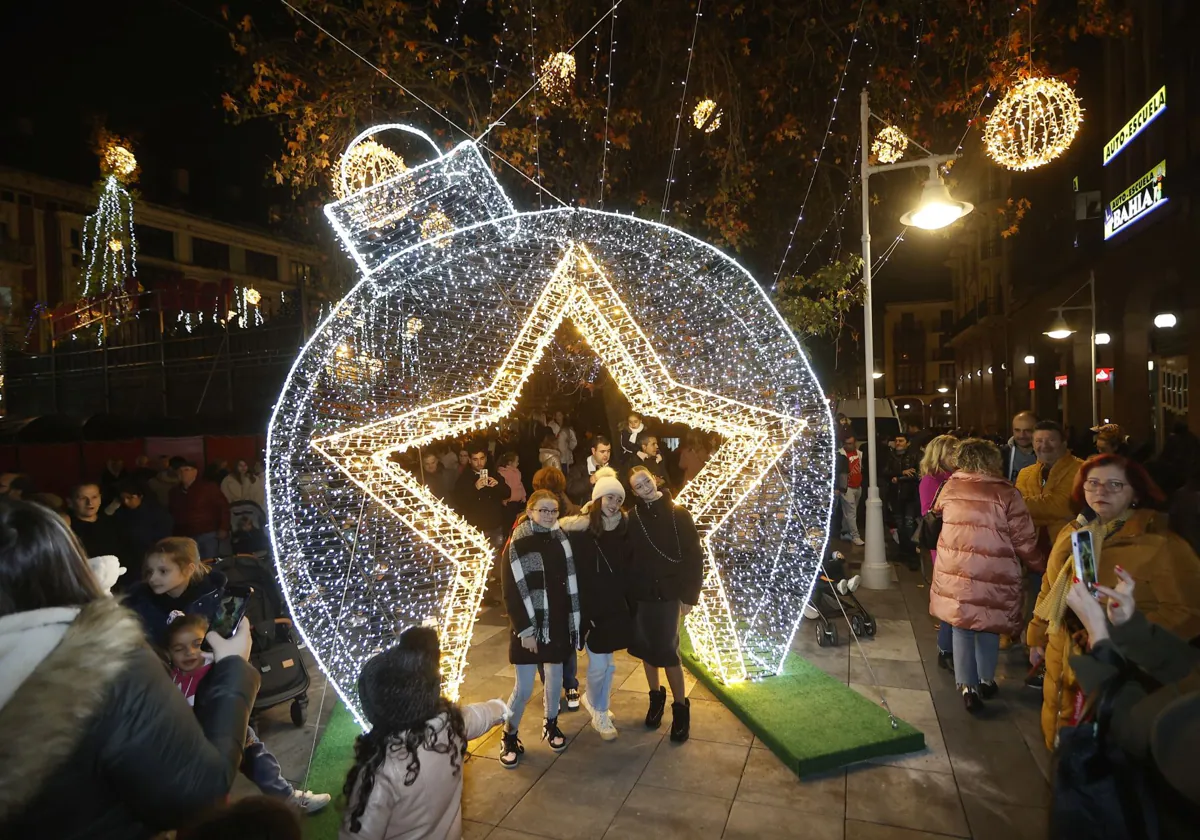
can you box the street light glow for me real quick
[899,176,974,230]
[1024,354,1036,364]
[937,386,949,393]
[1095,332,1111,345]
[1044,310,1075,340]
[1154,313,1177,328]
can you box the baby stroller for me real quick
[803,550,877,647]
[229,500,271,557]
[214,553,311,726]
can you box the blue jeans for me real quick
[952,627,1000,687]
[508,662,563,733]
[242,726,293,798]
[538,649,579,690]
[937,621,953,654]
[194,531,220,560]
[585,644,616,714]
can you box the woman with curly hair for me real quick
[340,627,508,839]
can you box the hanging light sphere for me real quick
[108,237,124,252]
[692,98,723,133]
[871,125,909,164]
[540,51,576,105]
[420,209,454,247]
[244,286,262,306]
[101,144,138,180]
[334,139,407,199]
[984,76,1083,171]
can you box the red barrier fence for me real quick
[2,435,266,499]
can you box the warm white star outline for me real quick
[312,243,807,694]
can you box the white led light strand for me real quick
[659,0,703,222]
[268,125,834,725]
[81,175,137,300]
[597,3,617,209]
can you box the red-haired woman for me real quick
[1026,454,1200,749]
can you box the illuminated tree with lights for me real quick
[81,132,140,298]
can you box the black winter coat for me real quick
[627,493,704,605]
[564,515,634,653]
[502,527,575,665]
[125,569,227,647]
[0,598,259,840]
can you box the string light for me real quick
[871,125,909,164]
[984,75,1083,171]
[692,98,722,133]
[539,51,576,105]
[597,3,617,208]
[333,139,407,199]
[660,0,704,221]
[82,175,136,299]
[269,124,835,725]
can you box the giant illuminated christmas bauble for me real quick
[267,125,834,725]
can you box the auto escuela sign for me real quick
[1104,161,1166,240]
[1103,86,1166,166]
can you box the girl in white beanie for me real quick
[559,468,633,739]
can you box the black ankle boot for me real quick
[937,650,954,673]
[670,699,691,742]
[645,687,667,728]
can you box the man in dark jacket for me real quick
[169,460,230,560]
[69,483,130,565]
[884,434,921,568]
[630,435,669,491]
[453,445,510,548]
[567,436,614,505]
[999,410,1038,482]
[112,479,173,576]
[418,452,456,501]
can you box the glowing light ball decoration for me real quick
[985,76,1083,171]
[692,98,722,133]
[267,124,834,726]
[871,125,909,164]
[539,51,576,105]
[333,139,407,199]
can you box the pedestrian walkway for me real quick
[247,543,1052,838]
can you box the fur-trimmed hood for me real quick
[0,598,148,823]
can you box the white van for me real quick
[833,398,903,443]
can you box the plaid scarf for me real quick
[508,518,581,648]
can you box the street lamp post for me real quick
[859,89,973,591]
[1043,271,1098,429]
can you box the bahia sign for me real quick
[1104,161,1166,240]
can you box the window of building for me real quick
[192,237,230,271]
[939,362,955,383]
[896,363,924,394]
[901,311,915,328]
[245,249,279,281]
[940,309,953,332]
[137,225,175,261]
[69,228,81,249]
[290,261,312,286]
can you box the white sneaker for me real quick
[836,579,849,596]
[845,575,861,593]
[581,692,618,740]
[803,603,820,620]
[852,537,865,546]
[289,790,332,814]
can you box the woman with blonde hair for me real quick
[919,435,959,671]
[931,438,1042,711]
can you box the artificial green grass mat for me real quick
[682,637,925,777]
[300,700,358,839]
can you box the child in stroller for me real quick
[802,549,876,647]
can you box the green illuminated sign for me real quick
[1104,161,1166,239]
[1103,86,1166,165]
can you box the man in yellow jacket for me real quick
[1015,420,1082,659]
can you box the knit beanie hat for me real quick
[357,625,442,732]
[591,466,626,503]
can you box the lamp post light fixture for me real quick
[1154,312,1177,328]
[1024,354,1036,365]
[1095,332,1111,345]
[859,89,972,590]
[1044,272,1098,427]
[937,385,949,394]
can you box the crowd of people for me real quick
[836,410,1200,836]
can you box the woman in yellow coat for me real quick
[1026,454,1200,750]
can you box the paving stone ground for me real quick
[248,538,1051,839]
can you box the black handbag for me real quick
[1050,670,1160,840]
[912,482,944,551]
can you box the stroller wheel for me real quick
[815,622,830,647]
[290,698,307,727]
[864,617,877,637]
[850,614,865,637]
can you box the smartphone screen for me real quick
[480,468,488,481]
[1071,531,1099,591]
[211,586,253,638]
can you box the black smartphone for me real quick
[211,585,254,638]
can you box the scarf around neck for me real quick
[508,518,581,648]
[1035,512,1131,634]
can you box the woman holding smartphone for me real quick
[1027,454,1200,750]
[930,439,1042,712]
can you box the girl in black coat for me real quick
[0,498,258,840]
[499,490,582,769]
[626,465,704,743]
[560,468,633,741]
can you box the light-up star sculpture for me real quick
[267,124,834,726]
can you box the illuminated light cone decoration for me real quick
[984,76,1083,171]
[871,125,909,164]
[81,142,139,297]
[267,124,834,726]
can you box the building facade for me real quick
[882,298,956,429]
[0,167,339,422]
